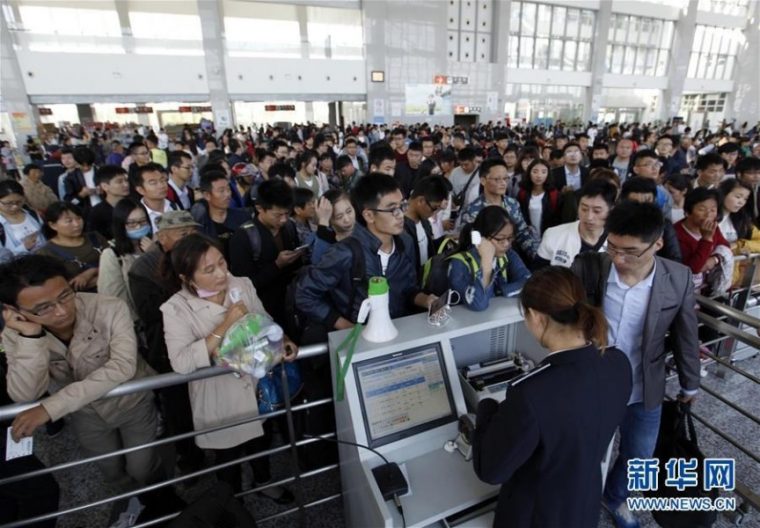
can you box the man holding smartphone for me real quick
[229,179,305,329]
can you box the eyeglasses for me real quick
[0,199,24,208]
[179,164,193,171]
[17,288,75,317]
[369,201,409,217]
[425,199,442,213]
[125,218,149,228]
[606,239,657,261]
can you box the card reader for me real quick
[372,462,409,501]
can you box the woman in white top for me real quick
[516,159,560,236]
[295,151,323,197]
[160,233,297,503]
[0,180,46,256]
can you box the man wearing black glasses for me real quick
[403,176,449,278]
[571,201,700,528]
[0,254,162,495]
[297,172,437,333]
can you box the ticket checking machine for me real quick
[329,298,547,527]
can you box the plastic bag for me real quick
[216,313,284,378]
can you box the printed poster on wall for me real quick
[404,84,452,116]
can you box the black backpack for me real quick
[420,237,460,296]
[284,236,366,345]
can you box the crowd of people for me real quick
[0,117,759,527]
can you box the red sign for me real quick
[179,106,212,113]
[115,107,131,114]
[38,107,53,115]
[264,105,296,111]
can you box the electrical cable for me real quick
[303,434,407,527]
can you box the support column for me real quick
[492,0,513,124]
[113,0,134,53]
[76,104,95,126]
[585,0,613,123]
[0,5,38,153]
[363,1,388,125]
[328,102,338,128]
[728,0,759,126]
[197,0,233,132]
[662,0,699,121]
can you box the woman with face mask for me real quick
[160,233,298,503]
[97,198,154,320]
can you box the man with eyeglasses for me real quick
[229,179,303,329]
[297,173,437,334]
[403,176,449,278]
[460,158,539,263]
[166,151,196,211]
[571,201,700,528]
[0,254,163,494]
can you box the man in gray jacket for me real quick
[572,201,701,528]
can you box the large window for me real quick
[17,5,123,53]
[509,2,595,71]
[698,0,750,17]
[687,25,743,80]
[306,6,363,60]
[606,15,674,76]
[19,5,121,37]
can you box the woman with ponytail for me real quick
[472,266,632,528]
[447,205,530,311]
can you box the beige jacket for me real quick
[3,293,154,422]
[97,248,140,321]
[160,275,267,449]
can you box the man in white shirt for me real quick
[129,163,176,232]
[157,128,169,150]
[535,179,616,268]
[449,147,480,222]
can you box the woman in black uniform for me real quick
[473,266,632,528]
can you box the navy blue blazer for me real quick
[473,344,632,528]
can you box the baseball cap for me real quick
[155,210,200,231]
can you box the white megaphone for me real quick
[357,276,398,343]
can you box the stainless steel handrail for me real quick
[0,343,328,421]
[697,294,760,330]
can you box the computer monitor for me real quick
[353,343,457,448]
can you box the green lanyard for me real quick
[334,324,363,401]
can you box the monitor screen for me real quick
[353,343,457,448]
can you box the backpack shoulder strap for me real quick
[241,221,261,261]
[576,252,604,306]
[345,237,366,320]
[87,232,103,252]
[449,251,480,276]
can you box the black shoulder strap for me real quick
[454,168,480,204]
[242,221,261,261]
[345,237,366,320]
[579,252,604,307]
[87,232,103,252]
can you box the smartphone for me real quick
[429,289,453,316]
[294,244,310,252]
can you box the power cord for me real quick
[304,434,407,527]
